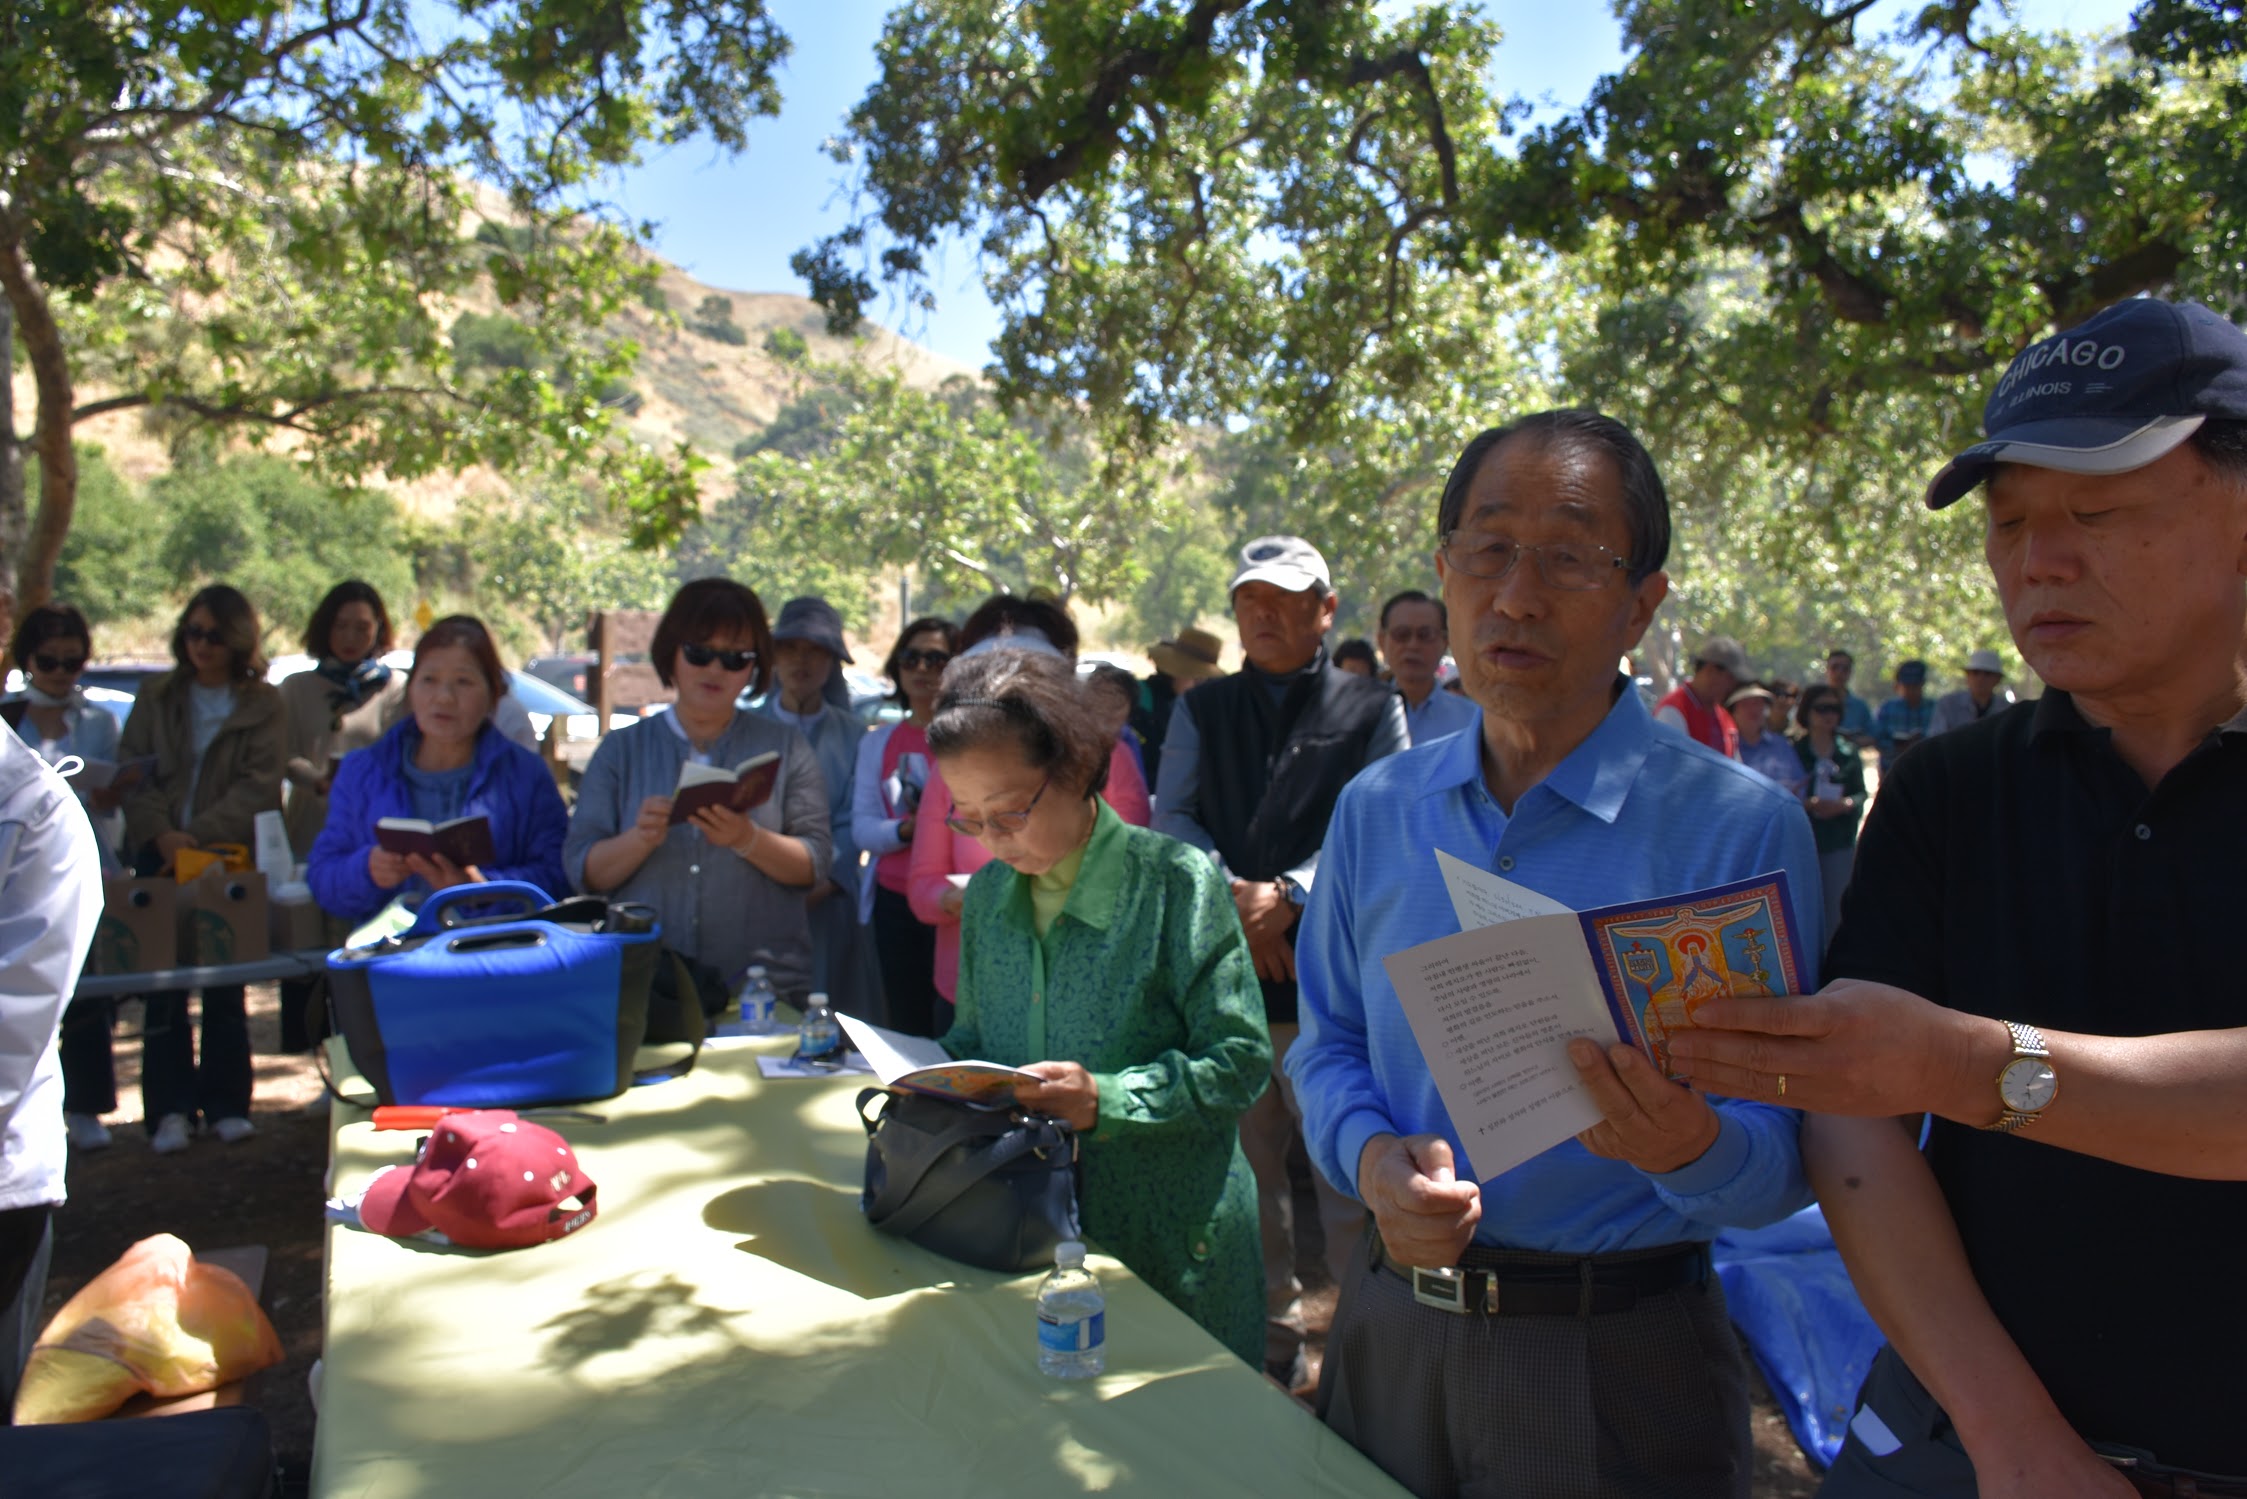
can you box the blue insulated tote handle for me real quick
[408,880,556,935]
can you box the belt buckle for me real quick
[1410,1265,1495,1315]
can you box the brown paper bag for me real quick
[89,879,178,976]
[177,870,270,966]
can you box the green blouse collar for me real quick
[999,796,1128,936]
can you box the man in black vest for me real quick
[1155,534,1406,1386]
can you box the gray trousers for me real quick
[1240,1020,1364,1366]
[1319,1230,1751,1499]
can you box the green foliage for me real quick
[450,313,542,373]
[694,360,1179,622]
[793,1,2247,665]
[463,484,678,651]
[49,447,170,627]
[3,0,796,618]
[147,455,415,640]
[762,327,811,364]
[689,293,749,344]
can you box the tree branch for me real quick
[1013,0,1255,201]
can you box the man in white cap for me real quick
[1928,649,2015,737]
[1155,534,1406,1387]
[1670,296,2247,1496]
[1652,634,1747,757]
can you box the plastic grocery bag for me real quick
[12,1233,284,1424]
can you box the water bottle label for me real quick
[1037,1309,1103,1353]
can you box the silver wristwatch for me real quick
[1984,1021,2058,1133]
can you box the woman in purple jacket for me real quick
[308,616,568,923]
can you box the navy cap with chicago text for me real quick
[1925,298,2247,510]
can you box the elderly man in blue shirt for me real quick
[1289,409,1822,1499]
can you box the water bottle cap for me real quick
[747,966,768,979]
[807,991,829,1007]
[1055,1241,1085,1267]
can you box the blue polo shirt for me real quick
[1288,684,1822,1251]
[1400,685,1482,747]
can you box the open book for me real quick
[66,755,159,793]
[1381,851,1810,1183]
[838,1014,1039,1107]
[374,815,496,867]
[668,751,781,825]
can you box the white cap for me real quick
[1055,1240,1086,1267]
[1964,649,2005,675]
[1229,536,1331,595]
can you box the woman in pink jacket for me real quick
[907,596,1148,1005]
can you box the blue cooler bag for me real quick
[326,882,663,1107]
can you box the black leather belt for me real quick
[1373,1237,1711,1317]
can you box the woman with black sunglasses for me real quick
[848,615,959,1036]
[7,603,125,840]
[117,585,287,1156]
[8,603,128,1152]
[564,579,832,1009]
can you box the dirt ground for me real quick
[44,984,1823,1497]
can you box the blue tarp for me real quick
[1714,1205,1885,1468]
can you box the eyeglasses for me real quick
[1439,532,1631,591]
[899,648,952,671]
[943,775,1050,838]
[183,625,226,647]
[1811,704,1843,716]
[681,643,757,672]
[32,652,86,674]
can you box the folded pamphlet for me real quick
[1383,851,1810,1183]
[837,1013,1038,1107]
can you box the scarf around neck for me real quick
[317,655,393,710]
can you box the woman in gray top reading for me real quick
[564,579,834,1002]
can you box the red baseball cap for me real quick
[359,1111,598,1250]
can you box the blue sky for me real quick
[607,0,2138,368]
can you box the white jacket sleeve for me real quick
[0,734,104,1211]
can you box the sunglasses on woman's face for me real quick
[1812,704,1843,716]
[899,648,951,671]
[32,652,86,675]
[183,625,226,647]
[681,642,757,672]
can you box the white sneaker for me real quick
[150,1113,193,1154]
[65,1112,112,1151]
[210,1115,257,1144]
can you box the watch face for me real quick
[2000,1057,2058,1114]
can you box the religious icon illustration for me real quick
[1578,876,1808,1077]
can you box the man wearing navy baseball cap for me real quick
[1665,296,2247,1497]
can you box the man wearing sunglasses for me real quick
[1289,410,1821,1497]
[1153,533,1407,1389]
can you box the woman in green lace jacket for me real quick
[932,645,1270,1365]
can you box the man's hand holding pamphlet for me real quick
[1381,850,1810,1182]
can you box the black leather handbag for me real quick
[856,1087,1082,1273]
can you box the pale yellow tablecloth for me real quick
[313,1036,1407,1498]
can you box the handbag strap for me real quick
[862,1092,1068,1240]
[630,949,706,1086]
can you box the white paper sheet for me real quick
[1435,848,1574,929]
[1380,913,1618,1182]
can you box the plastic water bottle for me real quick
[1036,1241,1105,1379]
[797,991,842,1062]
[739,966,779,1036]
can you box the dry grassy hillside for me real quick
[23,233,978,521]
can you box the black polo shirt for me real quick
[1827,689,2247,1473]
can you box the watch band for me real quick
[1985,1020,2053,1134]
